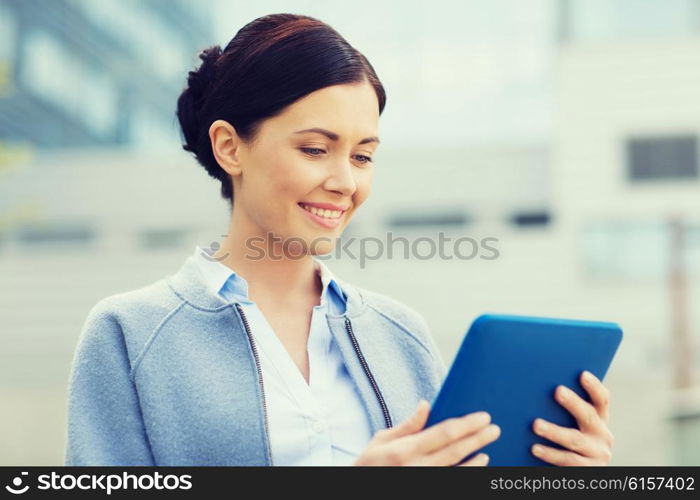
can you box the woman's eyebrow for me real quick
[293,127,380,145]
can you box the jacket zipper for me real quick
[344,316,393,429]
[234,303,273,465]
[235,302,393,464]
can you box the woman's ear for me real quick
[209,119,243,177]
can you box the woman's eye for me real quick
[354,154,373,165]
[300,147,373,165]
[300,147,326,156]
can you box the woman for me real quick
[65,13,614,466]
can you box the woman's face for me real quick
[228,79,380,256]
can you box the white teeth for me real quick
[301,204,343,219]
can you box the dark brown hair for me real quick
[176,13,386,206]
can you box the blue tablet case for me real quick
[425,314,623,466]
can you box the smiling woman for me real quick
[63,13,501,467]
[205,81,380,255]
[176,14,385,209]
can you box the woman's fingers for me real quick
[365,403,496,466]
[554,385,606,434]
[532,443,592,466]
[532,418,598,457]
[536,377,616,466]
[459,453,490,467]
[580,371,611,423]
[374,399,430,443]
[421,423,501,466]
[407,411,492,455]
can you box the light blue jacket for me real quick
[64,253,447,466]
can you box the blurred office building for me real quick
[0,0,212,149]
[0,0,220,466]
[553,0,700,464]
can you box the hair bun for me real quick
[187,45,223,101]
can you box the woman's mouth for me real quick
[298,203,345,229]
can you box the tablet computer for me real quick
[425,313,623,466]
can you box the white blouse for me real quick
[191,245,374,465]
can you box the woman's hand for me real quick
[353,400,500,466]
[531,370,615,466]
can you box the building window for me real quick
[21,30,118,137]
[139,228,189,250]
[509,210,551,228]
[387,210,471,228]
[559,0,699,44]
[15,222,96,248]
[0,1,17,95]
[581,220,700,280]
[626,135,698,181]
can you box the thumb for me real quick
[378,399,430,442]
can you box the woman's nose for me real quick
[324,160,357,196]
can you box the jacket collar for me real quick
[167,251,366,317]
[190,245,346,310]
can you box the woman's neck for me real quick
[212,225,322,307]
